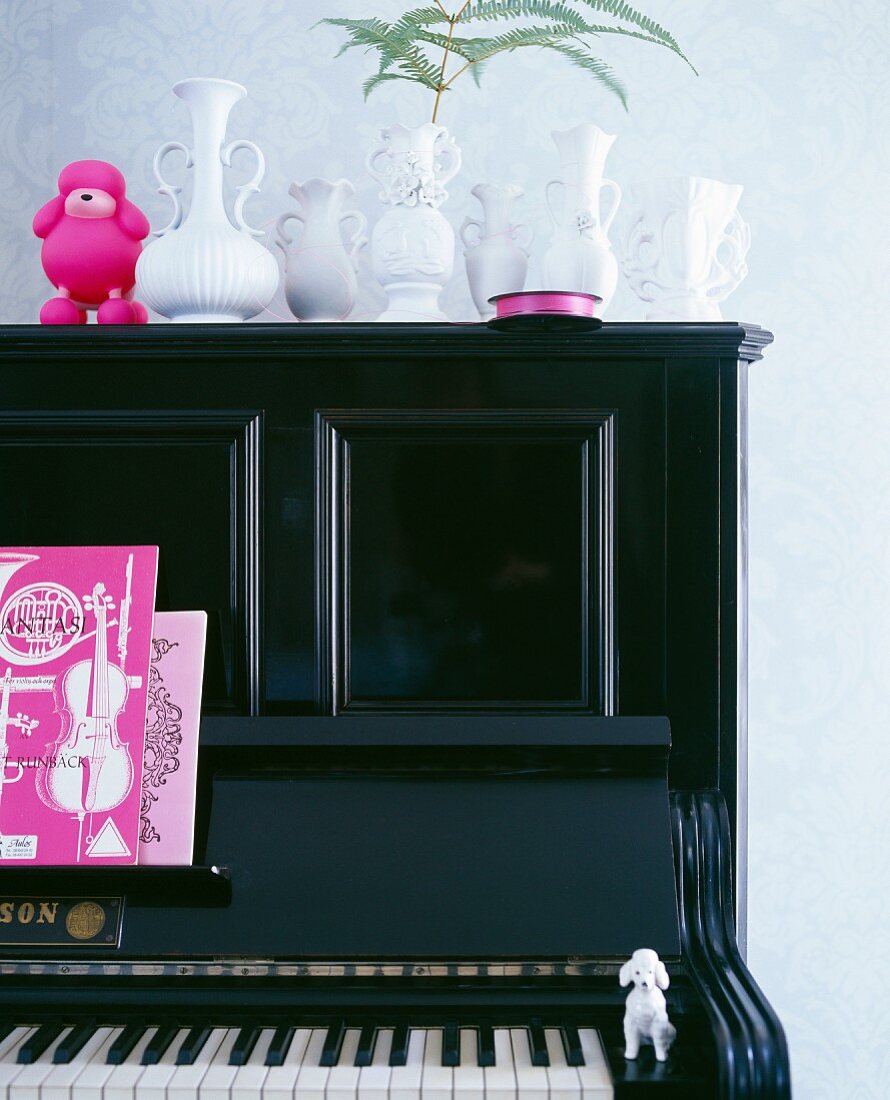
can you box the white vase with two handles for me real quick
[367,122,461,322]
[461,183,531,321]
[542,123,622,315]
[276,178,367,321]
[136,77,279,322]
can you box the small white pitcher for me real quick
[276,178,367,322]
[622,176,750,320]
[461,183,532,321]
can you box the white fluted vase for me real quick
[136,77,279,322]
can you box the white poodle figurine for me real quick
[619,947,677,1062]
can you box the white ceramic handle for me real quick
[365,141,392,187]
[152,141,194,236]
[512,222,534,253]
[221,139,266,238]
[599,179,622,235]
[706,209,751,300]
[434,130,462,187]
[460,217,483,249]
[275,211,304,248]
[545,179,565,227]
[339,210,368,270]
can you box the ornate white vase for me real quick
[541,124,621,315]
[622,176,751,320]
[461,183,531,321]
[136,77,279,322]
[276,178,367,322]
[366,122,461,322]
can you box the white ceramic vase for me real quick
[622,176,751,320]
[367,122,461,322]
[136,77,279,322]
[276,178,367,322]
[461,183,531,321]
[541,124,622,315]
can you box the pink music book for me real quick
[138,611,207,866]
[0,546,158,865]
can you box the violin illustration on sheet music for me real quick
[0,547,158,863]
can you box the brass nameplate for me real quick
[0,897,122,947]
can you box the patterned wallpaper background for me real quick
[2,0,888,1093]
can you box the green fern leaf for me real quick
[458,24,577,63]
[319,19,442,89]
[362,70,422,98]
[546,41,628,105]
[573,0,696,70]
[392,6,452,35]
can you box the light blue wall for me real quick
[2,1,887,1094]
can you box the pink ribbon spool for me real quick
[489,290,602,320]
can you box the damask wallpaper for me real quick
[2,0,888,1094]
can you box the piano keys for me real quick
[0,1025,615,1100]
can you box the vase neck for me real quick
[176,79,243,225]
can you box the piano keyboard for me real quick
[0,1025,614,1099]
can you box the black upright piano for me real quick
[0,322,789,1098]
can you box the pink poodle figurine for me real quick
[33,160,151,324]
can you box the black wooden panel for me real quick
[0,412,261,714]
[317,411,614,713]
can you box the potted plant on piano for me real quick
[317,1,695,321]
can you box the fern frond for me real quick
[462,0,589,29]
[318,18,442,88]
[574,0,696,70]
[546,41,628,106]
[457,23,577,63]
[392,6,452,35]
[362,70,423,98]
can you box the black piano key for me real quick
[528,1020,549,1067]
[0,1024,14,1045]
[141,1024,179,1066]
[320,1019,346,1067]
[389,1025,409,1067]
[18,1024,65,1064]
[54,1022,95,1063]
[107,1024,146,1065]
[476,1023,496,1067]
[229,1025,261,1066]
[265,1026,295,1067]
[561,1025,585,1066]
[354,1025,376,1067]
[177,1026,213,1066]
[442,1022,460,1067]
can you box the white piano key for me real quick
[483,1029,516,1100]
[509,1028,548,1100]
[41,1028,114,1100]
[452,1030,483,1100]
[357,1029,391,1100]
[68,1028,123,1100]
[102,1028,157,1100]
[292,1028,330,1100]
[325,1028,361,1100]
[10,1028,69,1100]
[197,1029,240,1100]
[389,1028,425,1100]
[135,1029,188,1100]
[231,1029,274,1100]
[0,1029,35,1097]
[167,1029,227,1100]
[576,1030,613,1099]
[420,1029,451,1100]
[543,1030,581,1100]
[262,1027,311,1100]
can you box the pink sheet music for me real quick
[0,546,158,864]
[139,611,207,866]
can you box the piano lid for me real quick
[117,716,680,963]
